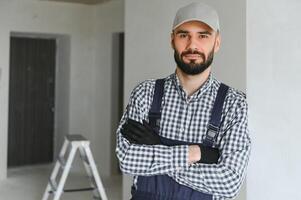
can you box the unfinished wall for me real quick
[91,0,124,177]
[247,0,301,199]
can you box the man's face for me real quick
[171,21,221,75]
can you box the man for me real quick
[116,2,251,200]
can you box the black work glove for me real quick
[197,144,220,164]
[121,119,161,145]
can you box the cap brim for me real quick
[172,18,217,31]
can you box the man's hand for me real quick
[188,145,201,164]
[189,144,220,164]
[121,119,161,145]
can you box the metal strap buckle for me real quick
[206,124,219,141]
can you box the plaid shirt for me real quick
[116,73,251,200]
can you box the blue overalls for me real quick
[131,79,229,200]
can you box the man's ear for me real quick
[214,32,221,53]
[171,32,175,49]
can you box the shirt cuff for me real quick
[172,145,189,170]
[153,145,189,171]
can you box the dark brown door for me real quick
[8,37,56,167]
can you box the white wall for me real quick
[91,0,124,177]
[124,0,246,199]
[54,35,71,158]
[0,0,124,179]
[247,0,301,199]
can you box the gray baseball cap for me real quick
[172,2,220,32]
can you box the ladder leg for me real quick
[58,138,70,158]
[78,146,97,196]
[51,138,69,180]
[83,146,108,200]
[42,138,70,200]
[42,183,52,200]
[53,145,77,200]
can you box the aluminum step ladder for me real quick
[42,134,108,200]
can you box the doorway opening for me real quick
[8,32,70,168]
[111,32,124,175]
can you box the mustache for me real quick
[181,49,206,60]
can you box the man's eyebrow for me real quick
[198,31,212,35]
[174,30,212,35]
[175,30,189,34]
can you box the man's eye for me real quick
[179,34,187,38]
[199,35,207,39]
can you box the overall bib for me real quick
[131,79,229,200]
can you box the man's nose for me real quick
[187,36,199,51]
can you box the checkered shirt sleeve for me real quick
[115,74,251,200]
[115,81,190,176]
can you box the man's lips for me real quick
[183,54,202,59]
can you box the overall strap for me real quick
[204,83,229,147]
[149,79,165,129]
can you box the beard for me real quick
[174,47,214,75]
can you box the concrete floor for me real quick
[0,164,122,200]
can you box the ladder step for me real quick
[49,179,58,192]
[66,134,88,142]
[48,187,95,194]
[64,187,94,193]
[58,156,66,168]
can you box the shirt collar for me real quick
[170,72,213,102]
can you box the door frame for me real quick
[8,32,71,166]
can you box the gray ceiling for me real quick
[41,0,110,5]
